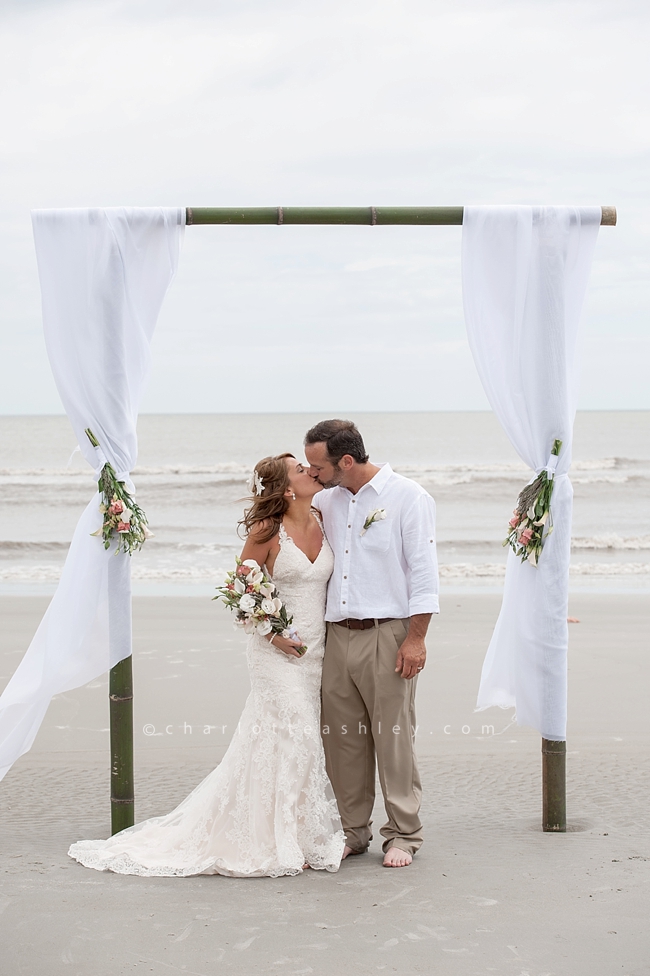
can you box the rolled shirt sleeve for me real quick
[402,491,440,615]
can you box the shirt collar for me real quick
[360,462,393,496]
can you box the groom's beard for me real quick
[318,470,344,489]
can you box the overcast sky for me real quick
[0,0,648,414]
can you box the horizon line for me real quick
[1,407,649,419]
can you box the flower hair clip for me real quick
[247,471,265,496]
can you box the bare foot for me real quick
[383,847,412,868]
[302,862,310,870]
[567,617,580,623]
[342,845,356,859]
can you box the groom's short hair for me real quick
[304,419,369,465]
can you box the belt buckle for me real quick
[341,618,380,630]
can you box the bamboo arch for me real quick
[105,203,616,835]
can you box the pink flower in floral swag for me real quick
[116,521,130,533]
[108,500,124,516]
[519,527,534,546]
[509,512,523,528]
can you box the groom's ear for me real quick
[339,455,355,472]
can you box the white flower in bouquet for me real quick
[242,618,256,634]
[257,618,273,636]
[239,594,256,612]
[261,598,276,614]
[260,582,275,598]
[237,559,264,588]
[234,577,246,595]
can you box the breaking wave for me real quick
[2,561,649,583]
[0,457,646,489]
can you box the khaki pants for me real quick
[321,618,423,856]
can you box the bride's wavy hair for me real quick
[238,453,295,543]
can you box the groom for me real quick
[305,419,439,868]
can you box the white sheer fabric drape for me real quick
[462,206,600,740]
[0,207,183,780]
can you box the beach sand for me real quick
[0,593,648,974]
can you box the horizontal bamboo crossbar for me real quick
[186,206,617,226]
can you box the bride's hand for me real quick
[267,634,306,658]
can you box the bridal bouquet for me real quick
[503,439,562,567]
[214,558,307,655]
[85,428,151,556]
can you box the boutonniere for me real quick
[360,508,387,536]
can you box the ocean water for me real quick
[1,411,649,594]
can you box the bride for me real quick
[68,453,345,878]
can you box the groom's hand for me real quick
[394,614,431,679]
[395,635,426,680]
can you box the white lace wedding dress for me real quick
[68,521,345,878]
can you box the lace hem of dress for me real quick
[68,831,346,878]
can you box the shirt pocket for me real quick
[359,517,393,552]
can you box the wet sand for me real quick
[0,593,648,975]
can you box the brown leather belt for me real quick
[332,617,395,630]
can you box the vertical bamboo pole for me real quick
[542,738,566,831]
[101,233,136,833]
[110,655,134,833]
[107,548,135,834]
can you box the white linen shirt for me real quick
[314,463,439,621]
